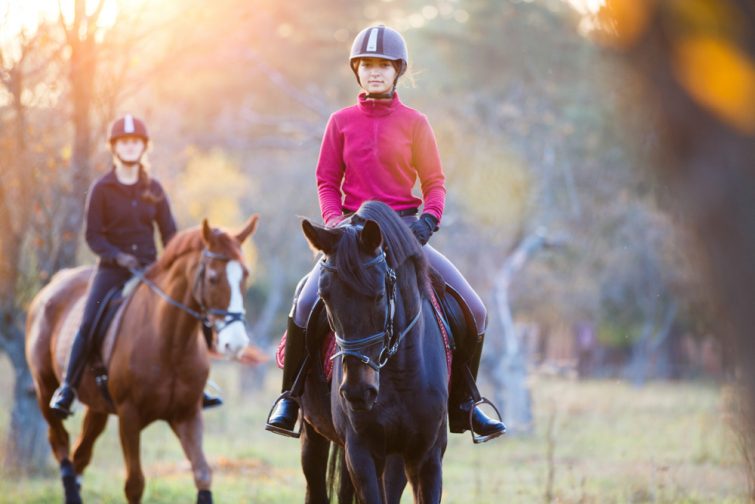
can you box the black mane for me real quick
[333,201,429,297]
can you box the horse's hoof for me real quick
[197,489,213,504]
[62,473,82,503]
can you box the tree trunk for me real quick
[0,319,49,475]
[54,4,98,271]
[489,228,560,434]
[624,301,677,386]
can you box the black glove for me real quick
[115,252,140,271]
[409,213,439,246]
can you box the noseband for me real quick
[324,250,422,372]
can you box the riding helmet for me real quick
[349,25,408,84]
[109,114,149,143]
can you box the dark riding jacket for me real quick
[85,167,177,266]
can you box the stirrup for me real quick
[468,397,505,444]
[264,392,302,439]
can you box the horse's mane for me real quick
[145,226,240,279]
[340,201,430,297]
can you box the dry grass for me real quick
[0,355,746,503]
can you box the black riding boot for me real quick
[202,391,223,409]
[50,329,90,419]
[265,318,307,438]
[448,332,506,443]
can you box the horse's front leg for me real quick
[118,407,145,503]
[344,436,383,504]
[170,411,212,504]
[405,444,444,504]
[382,454,407,504]
[301,420,329,504]
[72,407,109,475]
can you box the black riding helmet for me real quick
[109,114,149,144]
[349,25,408,98]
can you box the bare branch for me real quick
[88,0,107,27]
[58,0,74,45]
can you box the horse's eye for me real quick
[208,274,219,286]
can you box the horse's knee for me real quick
[72,450,93,474]
[124,473,145,503]
[48,426,70,461]
[194,466,212,490]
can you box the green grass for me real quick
[0,355,747,503]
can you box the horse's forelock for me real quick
[333,226,384,296]
[146,226,243,279]
[351,201,430,296]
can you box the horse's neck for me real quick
[132,261,204,360]
[393,267,425,361]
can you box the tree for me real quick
[0,18,61,474]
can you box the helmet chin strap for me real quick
[115,157,141,167]
[364,78,399,100]
[113,149,144,167]
[365,90,395,100]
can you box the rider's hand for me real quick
[115,252,140,271]
[409,213,439,246]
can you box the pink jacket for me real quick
[316,93,446,225]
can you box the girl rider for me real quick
[266,26,506,442]
[49,114,222,418]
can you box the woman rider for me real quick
[49,114,222,418]
[265,26,505,442]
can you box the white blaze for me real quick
[216,260,249,358]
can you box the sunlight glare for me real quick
[0,0,119,44]
[565,0,606,15]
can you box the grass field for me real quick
[0,356,746,503]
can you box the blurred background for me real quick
[1,0,753,502]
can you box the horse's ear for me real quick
[302,219,340,255]
[235,214,260,244]
[201,219,214,246]
[359,220,382,253]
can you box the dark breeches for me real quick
[79,264,132,339]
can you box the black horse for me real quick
[297,201,449,504]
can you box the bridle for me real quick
[129,249,246,344]
[324,249,422,372]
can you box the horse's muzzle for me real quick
[339,382,378,412]
[216,323,249,359]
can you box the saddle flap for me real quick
[276,299,338,381]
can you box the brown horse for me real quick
[25,216,259,504]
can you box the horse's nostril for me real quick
[365,386,377,404]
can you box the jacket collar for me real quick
[357,92,401,117]
[101,165,143,186]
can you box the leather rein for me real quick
[324,249,422,372]
[129,249,246,345]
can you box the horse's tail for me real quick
[327,443,355,504]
